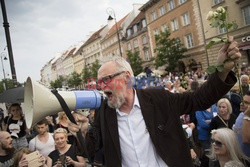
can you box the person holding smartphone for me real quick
[46,128,86,167]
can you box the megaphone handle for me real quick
[51,90,92,163]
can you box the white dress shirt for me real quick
[116,90,168,167]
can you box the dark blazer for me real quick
[87,72,236,167]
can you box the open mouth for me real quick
[104,90,113,99]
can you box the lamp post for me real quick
[0,0,17,82]
[1,52,7,90]
[106,7,122,57]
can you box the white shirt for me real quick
[116,90,168,167]
[29,133,55,156]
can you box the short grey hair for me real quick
[240,74,249,81]
[99,56,134,77]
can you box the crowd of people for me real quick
[0,38,250,167]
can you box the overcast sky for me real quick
[0,0,148,83]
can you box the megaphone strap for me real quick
[51,89,92,163]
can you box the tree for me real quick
[82,64,92,84]
[67,72,82,88]
[0,79,22,93]
[50,75,64,89]
[154,29,188,72]
[127,50,143,76]
[90,59,101,78]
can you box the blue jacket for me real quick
[196,110,214,140]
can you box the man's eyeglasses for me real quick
[211,138,223,147]
[99,71,125,85]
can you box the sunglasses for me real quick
[98,71,125,85]
[211,138,223,147]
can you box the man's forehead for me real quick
[0,132,11,139]
[244,95,250,101]
[37,124,47,127]
[98,62,117,78]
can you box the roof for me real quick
[106,15,128,37]
[83,26,107,46]
[139,0,160,12]
[64,47,76,59]
[127,11,145,29]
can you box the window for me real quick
[154,28,159,35]
[214,0,224,5]
[161,23,168,32]
[185,34,194,48]
[179,0,187,4]
[171,19,179,31]
[168,0,175,11]
[127,42,131,50]
[133,25,138,33]
[159,6,166,16]
[127,29,132,37]
[144,50,150,61]
[182,13,190,26]
[218,27,227,34]
[242,6,250,25]
[142,35,148,44]
[134,39,138,48]
[151,11,157,21]
[142,19,147,28]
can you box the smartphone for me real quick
[59,154,66,165]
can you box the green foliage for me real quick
[206,6,238,74]
[206,7,238,50]
[50,75,64,89]
[206,64,224,74]
[0,79,22,93]
[90,59,101,78]
[154,29,188,72]
[82,65,92,84]
[126,50,143,76]
[67,72,82,88]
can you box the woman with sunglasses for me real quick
[207,128,250,167]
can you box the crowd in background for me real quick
[0,66,250,167]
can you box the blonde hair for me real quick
[207,128,250,165]
[217,98,232,114]
[57,111,68,123]
[53,128,68,139]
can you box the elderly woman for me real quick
[207,128,250,167]
[47,128,86,167]
[209,98,237,131]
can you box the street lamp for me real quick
[1,52,7,90]
[106,7,122,57]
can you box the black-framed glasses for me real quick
[99,71,125,85]
[211,138,223,147]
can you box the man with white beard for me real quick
[0,131,15,167]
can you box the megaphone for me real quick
[23,77,101,129]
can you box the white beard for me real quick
[107,94,125,109]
